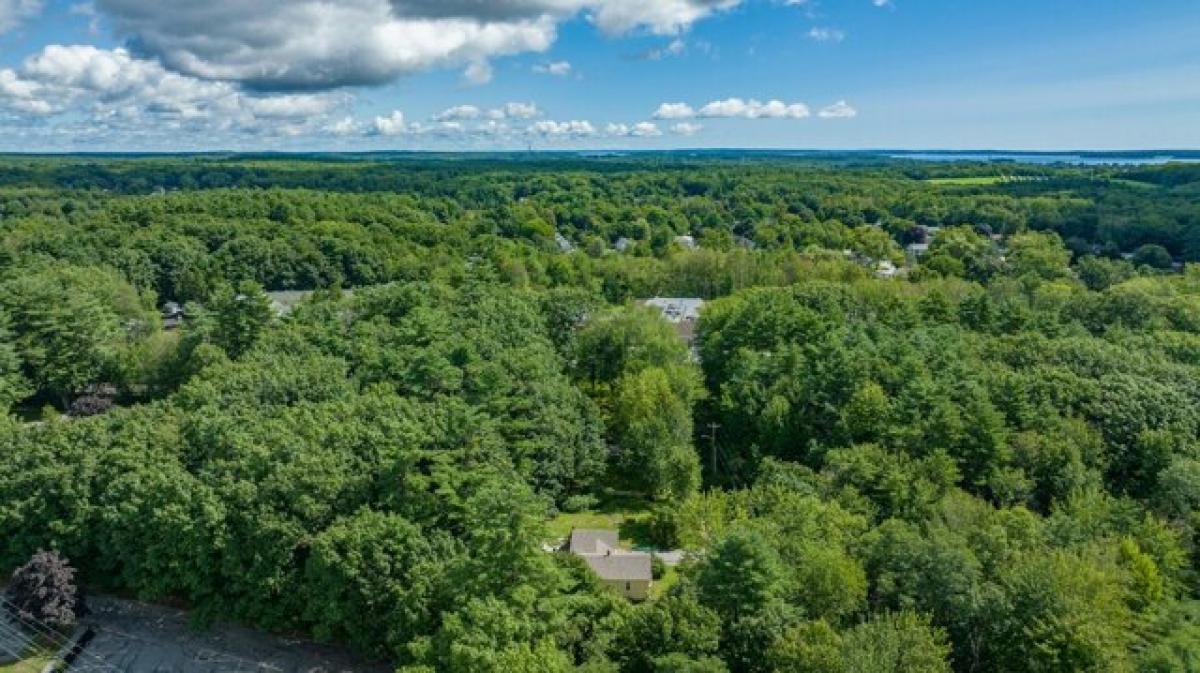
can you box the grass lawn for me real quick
[649,566,681,600]
[546,490,656,547]
[0,655,53,673]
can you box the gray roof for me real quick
[581,552,652,582]
[570,528,619,555]
[642,297,704,324]
[569,529,652,582]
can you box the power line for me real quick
[1,598,122,672]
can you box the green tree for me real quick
[207,281,274,359]
[840,612,951,673]
[0,265,134,406]
[696,530,787,623]
[1007,231,1072,280]
[1132,244,1173,270]
[0,309,30,411]
[765,620,844,673]
[610,366,702,500]
[304,510,457,658]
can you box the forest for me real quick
[1,153,1200,672]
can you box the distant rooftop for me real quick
[642,297,704,324]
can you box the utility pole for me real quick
[703,422,720,477]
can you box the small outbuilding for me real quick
[568,529,653,601]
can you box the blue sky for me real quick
[0,0,1197,151]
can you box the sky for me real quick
[0,0,1197,151]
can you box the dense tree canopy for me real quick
[1,154,1199,672]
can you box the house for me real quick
[614,237,635,253]
[906,242,931,258]
[555,232,575,253]
[642,297,704,347]
[569,529,652,600]
[161,301,185,330]
[875,260,900,279]
[674,234,698,250]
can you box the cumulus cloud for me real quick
[496,101,541,119]
[698,97,810,119]
[606,121,661,137]
[670,122,703,135]
[807,26,844,42]
[90,0,744,91]
[653,102,696,119]
[528,119,596,137]
[371,110,408,135]
[639,38,686,61]
[433,104,482,121]
[818,99,857,118]
[0,45,347,134]
[590,0,741,36]
[463,61,494,85]
[533,60,572,76]
[325,116,363,136]
[0,0,40,33]
[438,102,540,122]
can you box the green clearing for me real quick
[546,490,656,547]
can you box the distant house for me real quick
[674,234,698,250]
[569,529,652,600]
[614,237,635,253]
[875,260,900,279]
[906,242,931,258]
[161,301,185,331]
[555,232,575,253]
[642,297,704,347]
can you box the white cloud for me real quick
[533,60,572,76]
[498,101,541,119]
[640,38,686,60]
[697,97,810,119]
[437,101,540,122]
[372,110,408,135]
[0,45,347,134]
[463,61,494,85]
[475,119,512,136]
[807,26,844,42]
[590,0,741,36]
[433,104,482,121]
[818,100,857,118]
[606,121,661,137]
[631,121,662,137]
[670,122,702,136]
[528,119,596,137]
[87,0,745,91]
[0,0,40,33]
[325,115,362,136]
[653,102,696,119]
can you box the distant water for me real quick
[891,152,1200,166]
